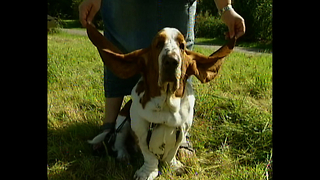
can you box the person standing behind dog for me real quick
[79,0,245,154]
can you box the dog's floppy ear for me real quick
[186,38,236,83]
[86,23,149,79]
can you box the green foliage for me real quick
[196,0,272,42]
[232,0,272,42]
[47,18,64,34]
[48,0,272,42]
[48,0,104,30]
[254,0,272,42]
[70,0,83,19]
[47,0,83,19]
[196,0,218,16]
[48,0,74,19]
[195,12,228,39]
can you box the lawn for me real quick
[47,31,272,180]
[195,38,272,52]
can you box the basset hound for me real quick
[86,23,235,180]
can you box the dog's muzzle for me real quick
[160,54,181,93]
[162,55,179,81]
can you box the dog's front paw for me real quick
[134,165,158,180]
[170,158,185,176]
[116,148,130,162]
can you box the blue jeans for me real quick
[100,0,197,97]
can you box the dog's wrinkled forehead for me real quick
[162,28,183,48]
[154,28,185,51]
[156,27,185,65]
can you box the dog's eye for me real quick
[179,43,185,50]
[156,41,164,49]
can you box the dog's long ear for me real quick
[86,23,149,79]
[186,38,236,83]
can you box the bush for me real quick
[48,0,272,42]
[232,0,272,42]
[196,0,272,42]
[195,12,228,39]
[48,0,104,30]
[47,16,64,34]
[253,1,272,42]
[48,0,74,19]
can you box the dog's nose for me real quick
[163,55,179,68]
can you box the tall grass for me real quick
[48,32,272,179]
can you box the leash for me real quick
[107,116,130,144]
[115,116,130,133]
[105,116,130,157]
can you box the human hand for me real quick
[221,9,245,39]
[79,0,101,27]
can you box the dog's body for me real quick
[130,77,194,179]
[86,24,235,180]
[111,78,194,179]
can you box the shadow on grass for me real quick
[47,120,143,180]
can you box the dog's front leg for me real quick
[163,129,185,175]
[134,142,159,180]
[131,117,159,180]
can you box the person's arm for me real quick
[213,0,245,39]
[214,0,231,10]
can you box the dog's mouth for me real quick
[159,69,182,94]
[162,81,179,94]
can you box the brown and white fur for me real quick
[86,23,235,180]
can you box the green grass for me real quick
[196,38,272,52]
[59,19,83,29]
[48,32,272,179]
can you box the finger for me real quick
[235,31,244,39]
[79,4,89,27]
[235,20,245,39]
[86,5,97,25]
[228,23,235,39]
[79,14,87,27]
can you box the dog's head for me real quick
[87,23,235,97]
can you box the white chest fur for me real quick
[130,78,195,160]
[131,78,194,127]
